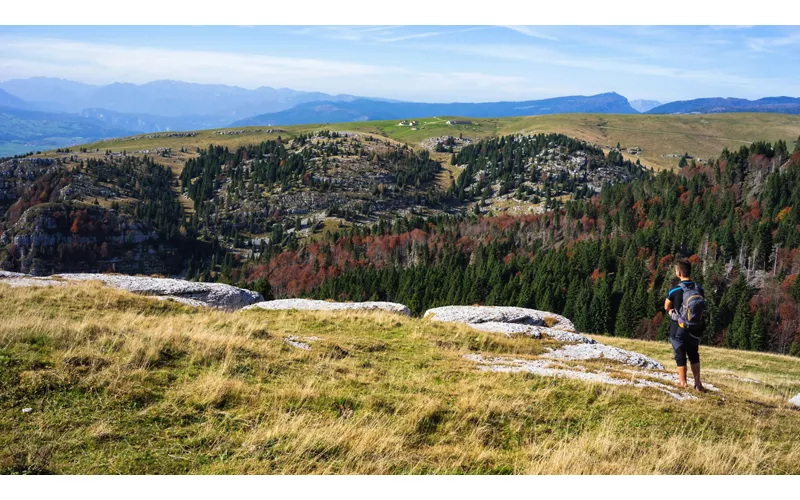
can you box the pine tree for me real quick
[728,296,752,350]
[589,278,612,334]
[614,290,635,337]
[252,277,273,300]
[750,309,766,352]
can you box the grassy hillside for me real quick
[58,113,800,172]
[2,282,799,474]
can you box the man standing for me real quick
[664,259,706,391]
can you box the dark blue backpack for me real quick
[677,282,705,329]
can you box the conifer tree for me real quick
[614,290,635,337]
[750,309,766,352]
[589,278,612,334]
[728,296,752,350]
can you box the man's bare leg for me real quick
[690,362,705,391]
[676,365,688,388]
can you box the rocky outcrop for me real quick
[426,305,663,370]
[542,343,664,370]
[465,354,692,401]
[243,298,411,316]
[425,305,591,342]
[0,271,262,309]
[1,203,180,276]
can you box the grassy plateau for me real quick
[45,112,800,172]
[1,282,799,474]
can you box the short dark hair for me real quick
[675,259,691,277]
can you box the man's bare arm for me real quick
[664,298,673,312]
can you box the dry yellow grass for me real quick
[1,282,799,474]
[35,113,800,172]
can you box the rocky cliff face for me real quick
[0,202,180,275]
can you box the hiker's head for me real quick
[675,259,691,279]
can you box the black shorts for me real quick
[669,321,700,367]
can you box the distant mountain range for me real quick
[232,92,638,126]
[0,76,798,156]
[0,89,29,109]
[628,99,662,113]
[647,96,800,115]
[0,77,363,117]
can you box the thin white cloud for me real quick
[292,25,487,44]
[0,36,385,88]
[0,35,533,102]
[376,31,453,43]
[746,32,800,52]
[427,42,779,91]
[710,25,754,30]
[502,26,559,41]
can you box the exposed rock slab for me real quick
[427,305,663,371]
[426,306,573,329]
[543,343,664,370]
[0,271,262,309]
[0,271,25,278]
[424,305,590,342]
[0,272,67,288]
[469,322,542,338]
[243,298,411,316]
[464,354,695,401]
[283,335,319,351]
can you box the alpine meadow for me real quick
[2,22,800,478]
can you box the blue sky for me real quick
[0,25,799,103]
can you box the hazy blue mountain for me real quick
[0,77,98,113]
[647,96,800,115]
[0,78,363,118]
[0,89,31,110]
[80,108,231,133]
[231,92,639,126]
[628,99,662,113]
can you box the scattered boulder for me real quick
[469,322,542,338]
[790,394,800,409]
[0,271,262,309]
[543,343,664,370]
[426,305,663,370]
[243,298,411,316]
[425,305,585,341]
[426,305,571,328]
[283,336,318,351]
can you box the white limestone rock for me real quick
[0,271,25,278]
[790,393,800,409]
[424,305,596,343]
[0,271,262,309]
[283,336,317,351]
[464,353,694,401]
[243,298,411,316]
[468,322,542,338]
[542,343,664,370]
[426,305,548,325]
